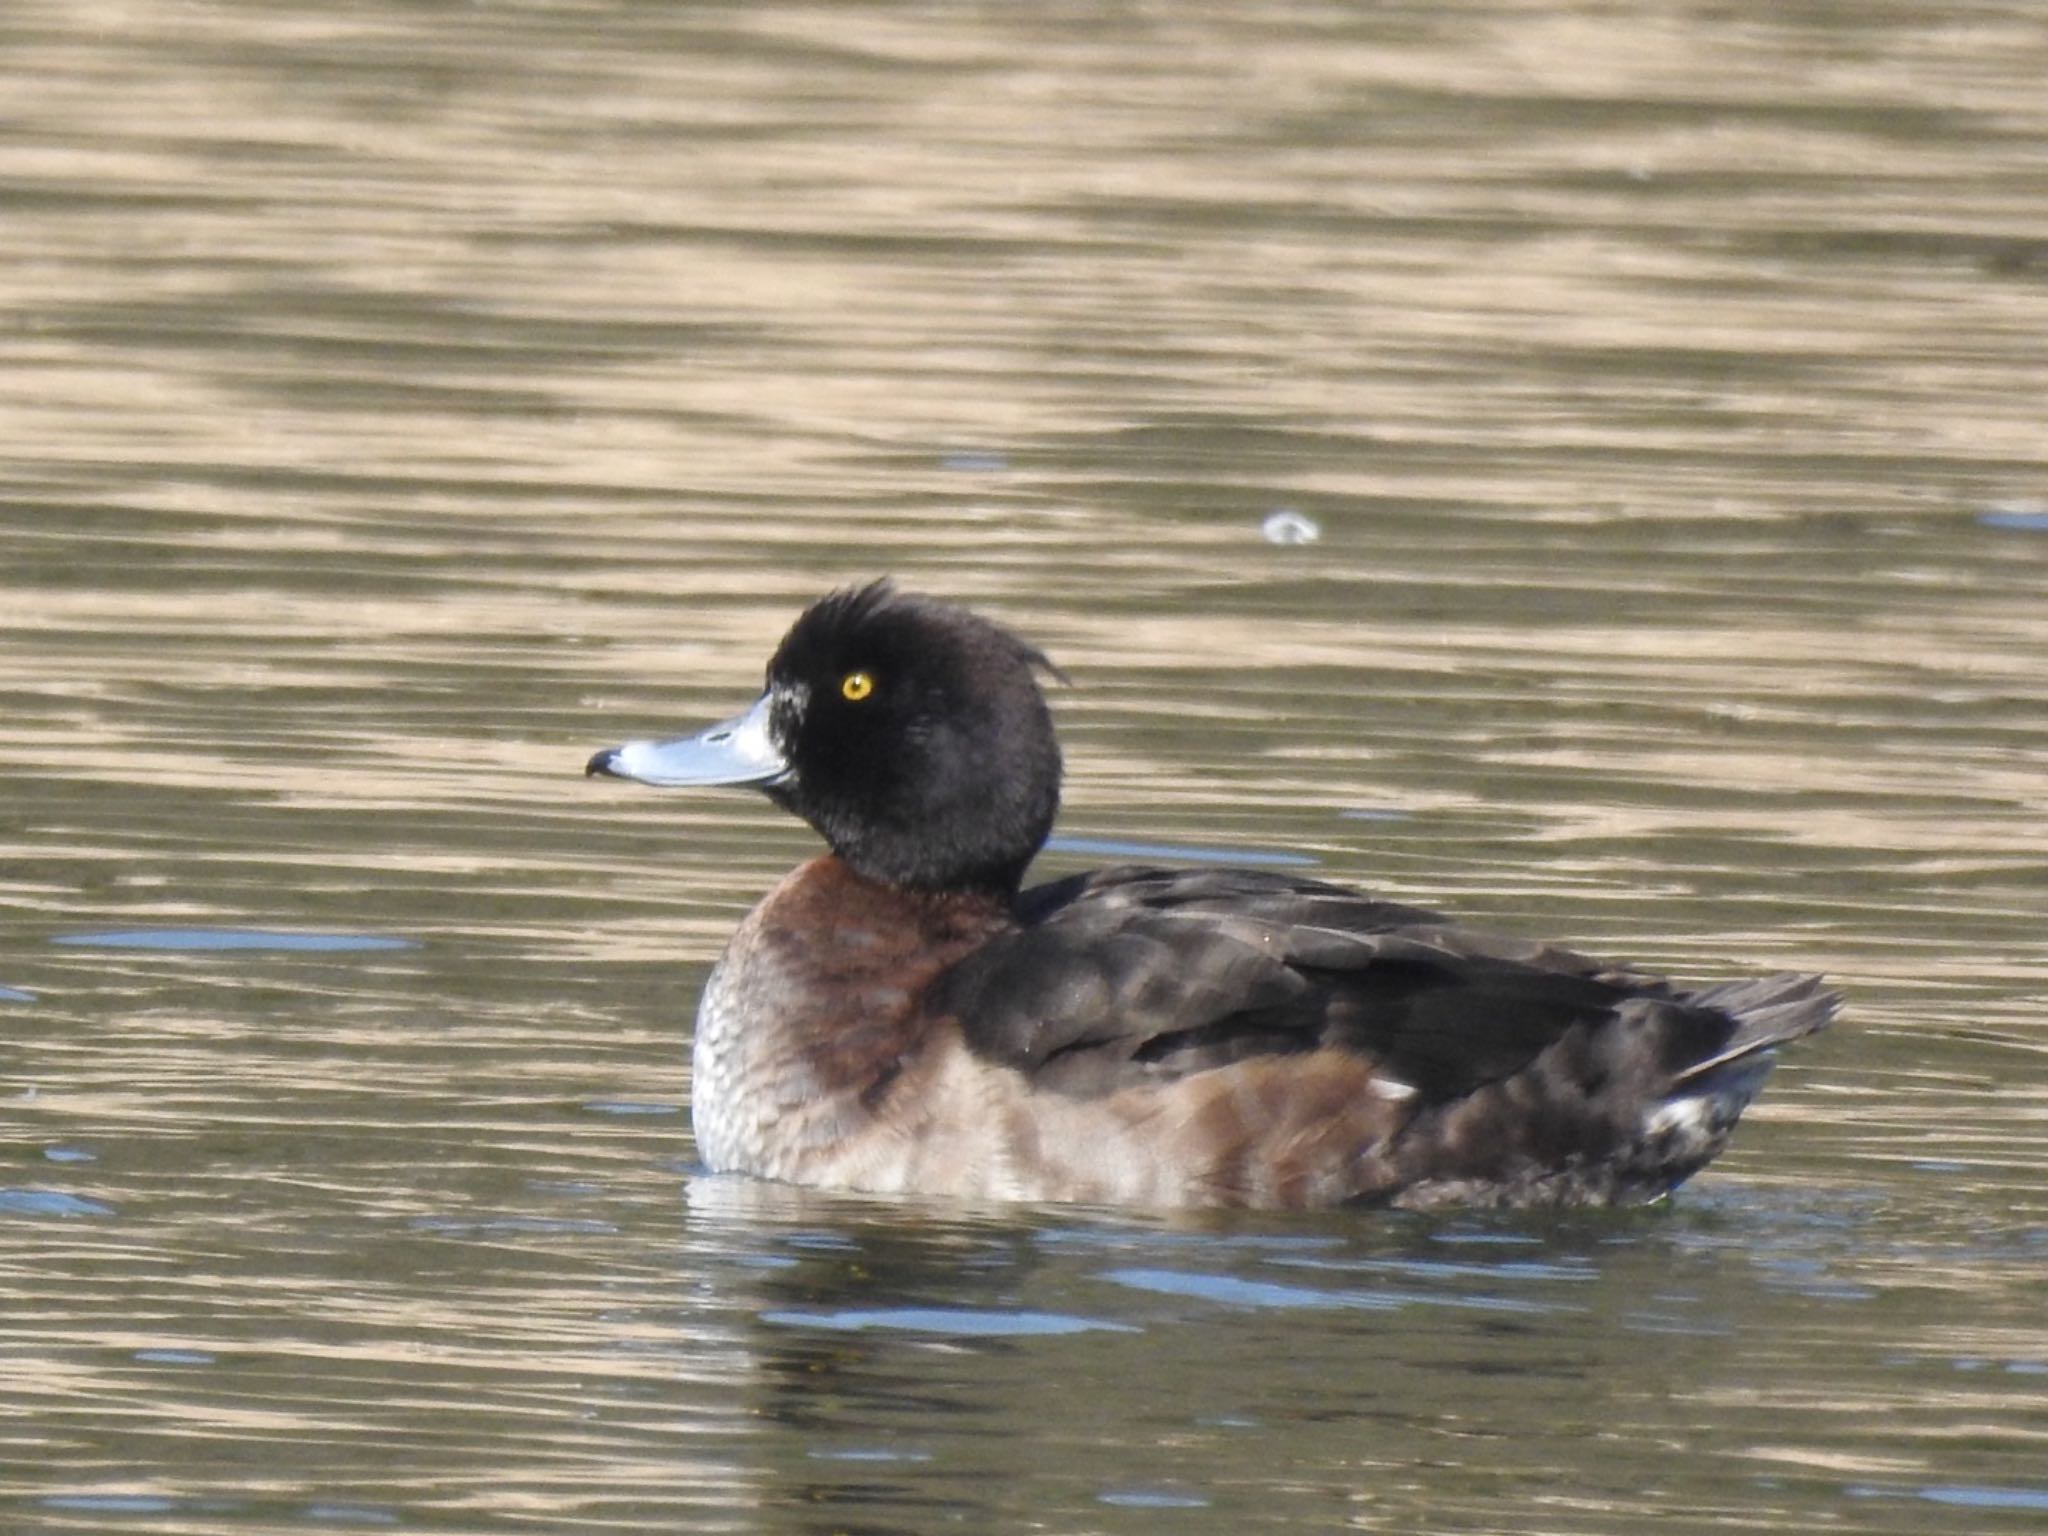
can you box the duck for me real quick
[586,580,1836,1210]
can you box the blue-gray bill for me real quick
[584,692,790,788]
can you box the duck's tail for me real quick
[1675,972,1840,1087]
[1637,972,1837,1161]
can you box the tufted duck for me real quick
[587,580,1836,1209]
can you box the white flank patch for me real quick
[1643,1093,1716,1140]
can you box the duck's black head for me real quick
[588,581,1064,894]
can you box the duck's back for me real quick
[916,865,1836,1207]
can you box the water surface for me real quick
[4,2,2047,1532]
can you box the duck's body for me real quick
[590,581,1835,1210]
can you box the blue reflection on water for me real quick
[1100,1486,1212,1509]
[1979,502,2048,531]
[1103,1265,1396,1311]
[760,1306,1139,1336]
[0,1188,115,1218]
[1045,835,1318,868]
[1101,1263,1558,1315]
[1849,1482,2048,1513]
[938,450,1009,473]
[1918,1485,2048,1510]
[53,928,418,952]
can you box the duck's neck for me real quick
[688,856,1011,1179]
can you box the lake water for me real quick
[5,2,2047,1531]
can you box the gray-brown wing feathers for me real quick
[928,865,1806,1105]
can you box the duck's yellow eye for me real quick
[840,670,875,702]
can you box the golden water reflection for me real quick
[5,1,2048,1532]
